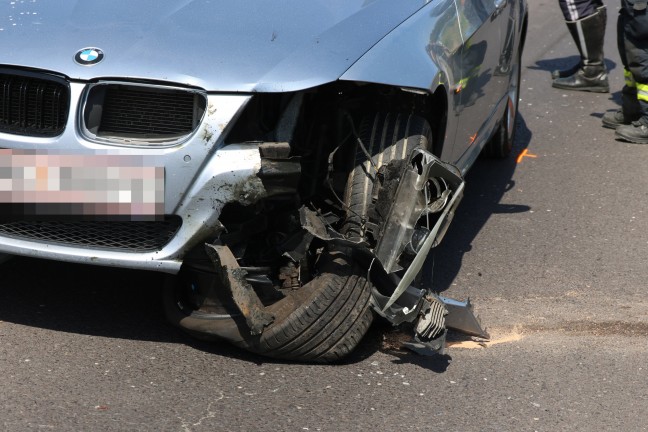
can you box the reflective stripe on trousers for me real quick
[558,0,603,21]
[636,83,648,102]
[625,69,636,88]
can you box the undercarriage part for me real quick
[414,295,447,340]
[402,332,448,356]
[373,283,486,356]
[278,261,301,289]
[401,295,488,356]
[204,243,275,335]
[298,206,368,250]
[370,285,425,326]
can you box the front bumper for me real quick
[0,82,264,274]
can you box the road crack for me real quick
[178,392,224,432]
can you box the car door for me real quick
[450,0,509,165]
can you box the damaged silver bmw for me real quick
[0,0,527,362]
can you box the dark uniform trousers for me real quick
[559,0,605,21]
[619,0,648,120]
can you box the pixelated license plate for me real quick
[0,150,164,219]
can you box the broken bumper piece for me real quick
[373,285,488,355]
[204,243,274,335]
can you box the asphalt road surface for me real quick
[1,2,647,431]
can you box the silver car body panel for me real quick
[341,0,525,168]
[0,0,527,272]
[0,83,260,272]
[2,0,429,92]
[450,0,525,171]
[340,0,463,163]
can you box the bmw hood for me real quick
[1,0,429,92]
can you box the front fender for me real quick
[340,0,462,163]
[340,0,460,95]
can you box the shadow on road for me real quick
[528,56,617,77]
[430,113,532,293]
[591,90,623,122]
[0,256,275,362]
[0,257,172,340]
[527,57,625,122]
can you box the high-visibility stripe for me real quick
[575,20,588,59]
[625,69,636,88]
[564,0,580,20]
[636,83,648,102]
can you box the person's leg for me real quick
[602,71,642,128]
[558,0,602,22]
[615,0,648,142]
[552,3,606,78]
[602,7,642,128]
[553,0,609,92]
[554,0,599,80]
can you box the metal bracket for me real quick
[298,206,369,250]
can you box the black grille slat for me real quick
[0,71,206,141]
[96,86,201,138]
[0,217,182,252]
[0,72,69,137]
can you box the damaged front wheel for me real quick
[163,248,374,363]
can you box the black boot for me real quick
[552,6,606,79]
[615,118,648,143]
[552,8,609,93]
[602,87,642,128]
[552,63,580,80]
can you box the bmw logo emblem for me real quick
[74,47,104,66]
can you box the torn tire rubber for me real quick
[164,249,374,363]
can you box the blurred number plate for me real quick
[0,150,164,219]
